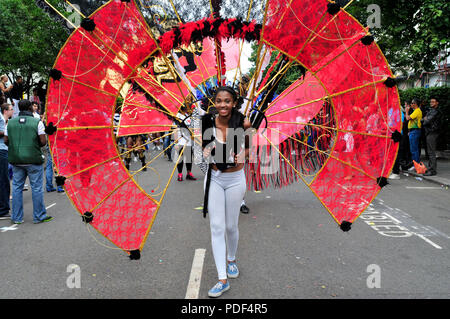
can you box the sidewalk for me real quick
[402,150,450,187]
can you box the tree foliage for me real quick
[247,43,305,94]
[246,0,449,94]
[346,0,450,74]
[0,0,69,94]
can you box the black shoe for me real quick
[402,162,414,171]
[423,171,436,176]
[0,212,11,218]
[240,204,249,214]
[34,216,54,224]
[186,172,197,180]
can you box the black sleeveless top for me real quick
[201,109,245,171]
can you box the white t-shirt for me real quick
[0,113,7,151]
[5,119,46,136]
[113,113,120,135]
[175,112,192,146]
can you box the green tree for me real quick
[0,0,69,96]
[247,43,305,94]
[346,0,450,75]
[248,0,449,92]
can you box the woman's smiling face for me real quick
[215,90,236,118]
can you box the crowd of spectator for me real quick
[0,75,58,224]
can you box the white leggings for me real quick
[205,168,246,280]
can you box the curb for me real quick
[402,171,450,188]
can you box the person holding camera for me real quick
[405,99,422,166]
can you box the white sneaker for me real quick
[227,262,239,278]
[208,281,230,298]
[408,166,415,172]
[388,173,400,180]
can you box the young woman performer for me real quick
[201,86,252,297]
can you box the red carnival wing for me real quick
[46,0,401,256]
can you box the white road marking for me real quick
[415,234,442,249]
[1,224,18,232]
[406,186,442,190]
[185,248,206,299]
[382,213,402,224]
[364,200,447,249]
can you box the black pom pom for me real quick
[361,35,374,46]
[340,221,352,232]
[129,250,141,260]
[82,211,94,223]
[384,77,396,88]
[45,122,57,135]
[172,26,181,48]
[253,24,262,39]
[327,2,341,15]
[55,175,66,186]
[391,130,402,142]
[49,69,62,81]
[81,18,96,31]
[202,20,212,38]
[376,176,388,188]
[229,18,244,35]
[244,24,263,42]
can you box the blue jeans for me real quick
[163,134,173,160]
[11,164,48,223]
[0,150,10,216]
[409,129,421,163]
[45,146,63,192]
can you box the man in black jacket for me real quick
[421,97,442,176]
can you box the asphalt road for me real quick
[1,150,449,300]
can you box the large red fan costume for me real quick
[45,0,401,257]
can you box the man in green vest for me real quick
[4,99,53,224]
